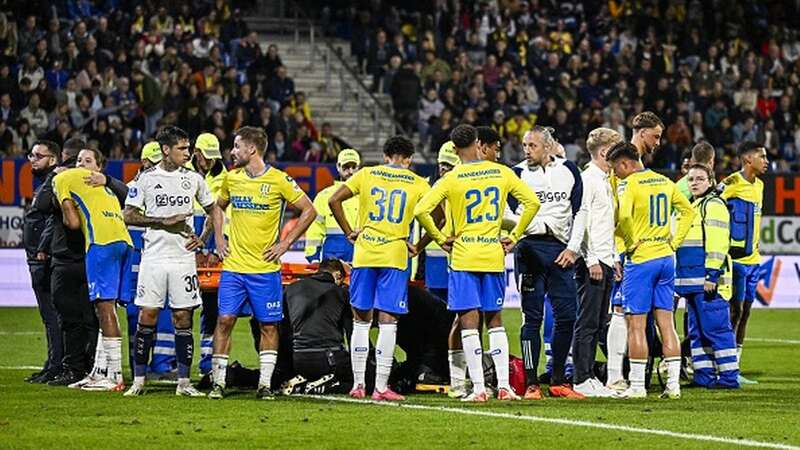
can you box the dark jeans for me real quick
[516,237,577,386]
[28,262,62,373]
[51,261,96,373]
[573,260,612,385]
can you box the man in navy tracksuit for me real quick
[507,127,586,400]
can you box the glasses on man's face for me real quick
[28,152,53,160]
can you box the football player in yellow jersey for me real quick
[53,148,135,392]
[606,142,694,399]
[606,111,664,391]
[305,148,361,263]
[328,136,429,402]
[443,127,503,399]
[719,141,768,385]
[416,125,540,402]
[208,126,316,400]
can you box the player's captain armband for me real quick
[727,198,754,259]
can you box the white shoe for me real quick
[590,378,618,397]
[574,378,617,398]
[618,386,647,399]
[659,385,681,399]
[606,378,629,394]
[124,383,145,397]
[461,390,488,402]
[448,383,468,399]
[175,384,205,397]
[68,373,100,389]
[83,377,125,392]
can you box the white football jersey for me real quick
[126,165,213,262]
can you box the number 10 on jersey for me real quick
[649,193,668,226]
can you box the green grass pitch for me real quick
[0,307,798,449]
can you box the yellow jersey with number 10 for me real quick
[53,167,132,250]
[616,169,695,264]
[344,165,429,270]
[219,166,306,274]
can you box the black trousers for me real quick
[51,261,97,373]
[573,260,613,385]
[28,262,62,373]
[292,349,372,393]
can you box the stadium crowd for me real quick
[16,0,771,403]
[0,1,350,164]
[335,0,800,173]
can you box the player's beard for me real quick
[232,153,249,168]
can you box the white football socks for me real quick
[629,358,647,391]
[91,331,107,377]
[350,321,370,389]
[375,323,397,393]
[258,350,277,389]
[461,329,485,394]
[448,349,466,387]
[665,356,681,390]
[102,336,123,383]
[607,312,627,384]
[488,327,510,390]
[212,354,229,388]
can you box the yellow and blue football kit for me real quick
[345,165,429,314]
[217,166,307,322]
[616,169,694,314]
[415,160,540,312]
[305,181,359,263]
[720,171,764,303]
[53,167,133,301]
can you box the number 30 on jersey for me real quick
[369,187,407,224]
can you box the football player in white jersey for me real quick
[123,126,226,396]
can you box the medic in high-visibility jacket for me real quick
[676,164,739,389]
[305,149,361,263]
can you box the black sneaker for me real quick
[256,385,275,400]
[33,370,61,384]
[25,370,45,383]
[48,370,83,386]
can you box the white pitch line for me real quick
[747,338,800,345]
[0,331,39,335]
[0,366,41,370]
[301,395,800,450]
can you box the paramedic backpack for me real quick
[725,195,756,259]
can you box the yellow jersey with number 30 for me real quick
[53,167,132,250]
[219,166,306,274]
[617,169,695,264]
[345,165,429,270]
